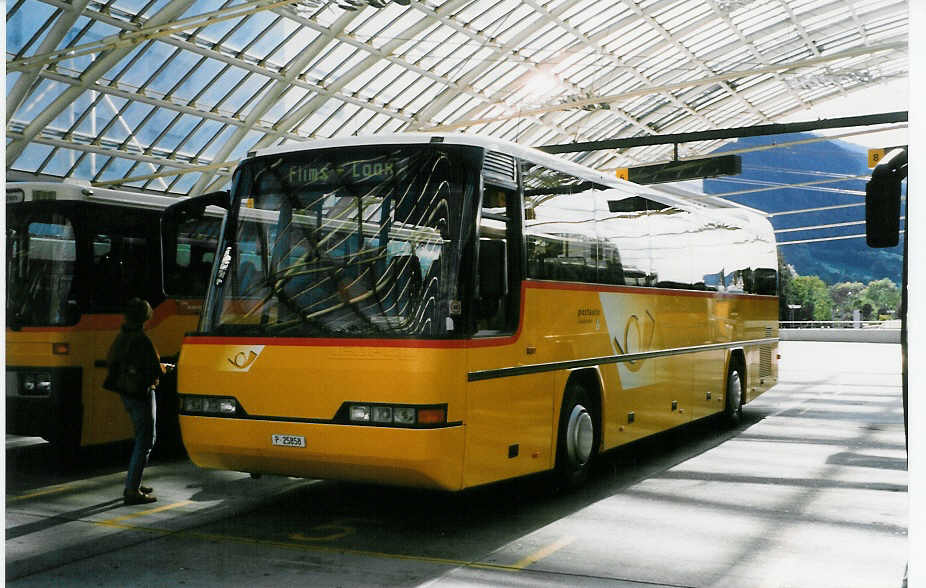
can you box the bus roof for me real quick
[6,181,184,212]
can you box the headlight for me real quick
[344,403,447,427]
[37,374,52,394]
[181,395,238,416]
[371,406,393,423]
[349,404,370,422]
[20,373,52,396]
[393,407,415,424]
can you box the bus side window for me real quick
[477,186,518,334]
[18,216,77,325]
[524,199,597,283]
[89,231,150,311]
[165,215,221,298]
[91,235,119,309]
[122,235,149,300]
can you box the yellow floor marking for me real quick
[6,484,76,503]
[511,535,576,570]
[97,501,193,527]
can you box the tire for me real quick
[555,384,598,489]
[723,364,744,427]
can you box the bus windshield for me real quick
[206,145,477,338]
[6,208,78,328]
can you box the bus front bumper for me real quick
[5,367,82,442]
[180,416,465,491]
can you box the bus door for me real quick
[465,181,549,486]
[85,221,154,445]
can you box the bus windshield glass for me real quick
[6,208,78,328]
[207,145,477,338]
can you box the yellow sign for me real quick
[868,149,886,168]
[868,146,906,168]
[616,168,629,181]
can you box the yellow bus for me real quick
[5,182,222,454]
[168,134,779,490]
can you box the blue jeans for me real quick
[122,389,156,492]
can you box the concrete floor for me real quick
[5,341,908,587]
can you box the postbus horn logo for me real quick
[225,346,264,371]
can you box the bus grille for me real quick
[759,345,773,377]
[483,151,517,185]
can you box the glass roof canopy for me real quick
[5,0,908,196]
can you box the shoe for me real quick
[140,485,153,494]
[123,489,157,505]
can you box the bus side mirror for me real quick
[478,239,508,301]
[161,191,230,297]
[164,190,231,222]
[866,148,906,248]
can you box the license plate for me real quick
[271,434,306,448]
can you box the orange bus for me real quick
[5,182,222,454]
[167,134,778,490]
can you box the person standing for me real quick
[105,298,168,505]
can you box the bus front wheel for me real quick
[555,384,597,489]
[723,365,744,427]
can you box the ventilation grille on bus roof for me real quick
[483,151,517,186]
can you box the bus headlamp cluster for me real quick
[180,395,238,416]
[21,373,52,396]
[347,403,446,426]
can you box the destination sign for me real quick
[285,160,397,186]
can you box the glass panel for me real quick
[477,183,519,333]
[522,161,605,283]
[89,231,150,311]
[210,145,478,339]
[6,211,78,327]
[7,2,57,57]
[13,80,69,124]
[164,214,224,297]
[649,204,695,289]
[6,72,21,97]
[596,195,651,286]
[12,143,55,174]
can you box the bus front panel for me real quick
[177,338,468,490]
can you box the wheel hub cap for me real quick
[729,374,742,408]
[567,405,594,466]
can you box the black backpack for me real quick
[103,334,151,398]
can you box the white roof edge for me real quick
[7,180,187,211]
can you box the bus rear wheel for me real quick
[723,365,744,427]
[555,384,597,489]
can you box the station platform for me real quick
[5,341,908,587]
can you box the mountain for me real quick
[702,133,903,285]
